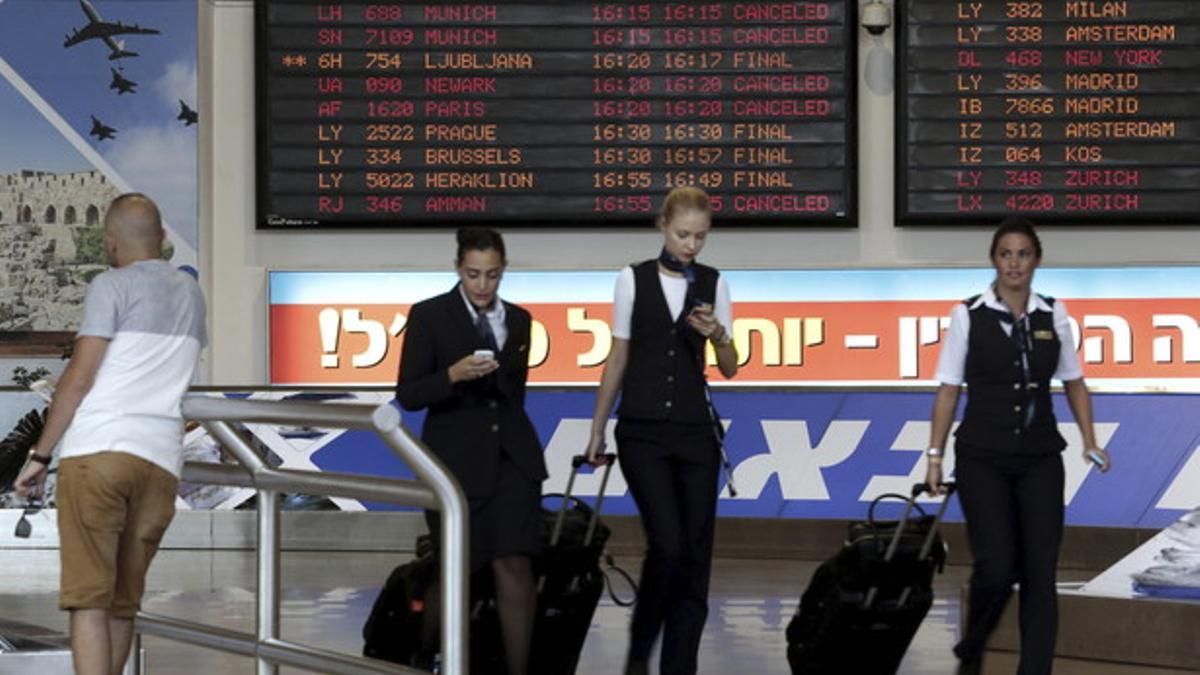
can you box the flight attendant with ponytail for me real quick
[925,216,1111,675]
[586,186,739,675]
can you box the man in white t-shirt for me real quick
[15,193,206,675]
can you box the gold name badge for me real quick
[1033,330,1055,340]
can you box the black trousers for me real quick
[616,419,721,675]
[953,448,1064,675]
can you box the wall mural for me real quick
[0,0,198,352]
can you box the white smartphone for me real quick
[1086,448,1108,469]
[473,349,495,361]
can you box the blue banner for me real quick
[310,390,1199,529]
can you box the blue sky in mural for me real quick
[0,0,198,250]
[0,74,90,174]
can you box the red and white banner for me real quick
[269,267,1200,389]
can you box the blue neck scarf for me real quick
[658,248,695,283]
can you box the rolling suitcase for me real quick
[362,534,523,672]
[529,453,635,675]
[466,453,635,675]
[362,535,436,666]
[363,455,634,673]
[786,482,957,675]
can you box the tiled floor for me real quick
[1,549,983,674]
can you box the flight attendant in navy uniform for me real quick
[397,227,547,675]
[924,216,1111,675]
[585,186,739,675]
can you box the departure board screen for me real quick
[898,1,1200,225]
[256,2,855,228]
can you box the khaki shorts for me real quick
[57,452,178,619]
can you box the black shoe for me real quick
[956,657,981,675]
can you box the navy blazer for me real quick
[396,286,547,499]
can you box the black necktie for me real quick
[476,311,499,352]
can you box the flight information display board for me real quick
[256,2,855,228]
[898,1,1200,224]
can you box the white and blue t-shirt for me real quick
[59,259,207,478]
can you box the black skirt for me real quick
[424,452,542,572]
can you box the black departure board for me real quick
[898,1,1200,225]
[256,2,855,228]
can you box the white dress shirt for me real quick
[934,285,1082,386]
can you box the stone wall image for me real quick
[0,170,121,332]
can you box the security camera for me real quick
[862,0,892,35]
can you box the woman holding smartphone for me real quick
[924,216,1110,675]
[397,227,546,675]
[586,186,738,675]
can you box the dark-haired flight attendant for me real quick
[925,216,1111,675]
[397,227,546,675]
[586,186,739,675]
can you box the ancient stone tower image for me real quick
[0,170,122,331]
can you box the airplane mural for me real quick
[109,67,136,95]
[63,0,159,61]
[177,100,197,126]
[88,114,116,140]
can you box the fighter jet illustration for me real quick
[177,100,198,126]
[63,0,159,60]
[89,115,116,141]
[109,68,136,94]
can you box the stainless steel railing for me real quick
[130,395,468,675]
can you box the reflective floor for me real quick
[0,549,984,674]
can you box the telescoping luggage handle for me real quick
[862,482,957,609]
[550,453,617,548]
[884,482,957,564]
[542,454,638,606]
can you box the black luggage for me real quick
[361,534,516,672]
[363,455,633,673]
[362,535,437,666]
[786,482,957,675]
[529,453,634,675]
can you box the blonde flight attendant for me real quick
[586,187,738,675]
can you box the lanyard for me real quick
[1010,312,1036,428]
[1012,312,1032,382]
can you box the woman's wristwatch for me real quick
[925,447,943,462]
[710,327,733,347]
[27,448,52,465]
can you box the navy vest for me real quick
[617,260,718,424]
[956,294,1067,455]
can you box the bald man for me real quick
[15,193,206,675]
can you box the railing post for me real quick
[149,397,469,674]
[258,488,281,675]
[374,404,468,675]
[437,497,469,675]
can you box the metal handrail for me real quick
[130,395,469,675]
